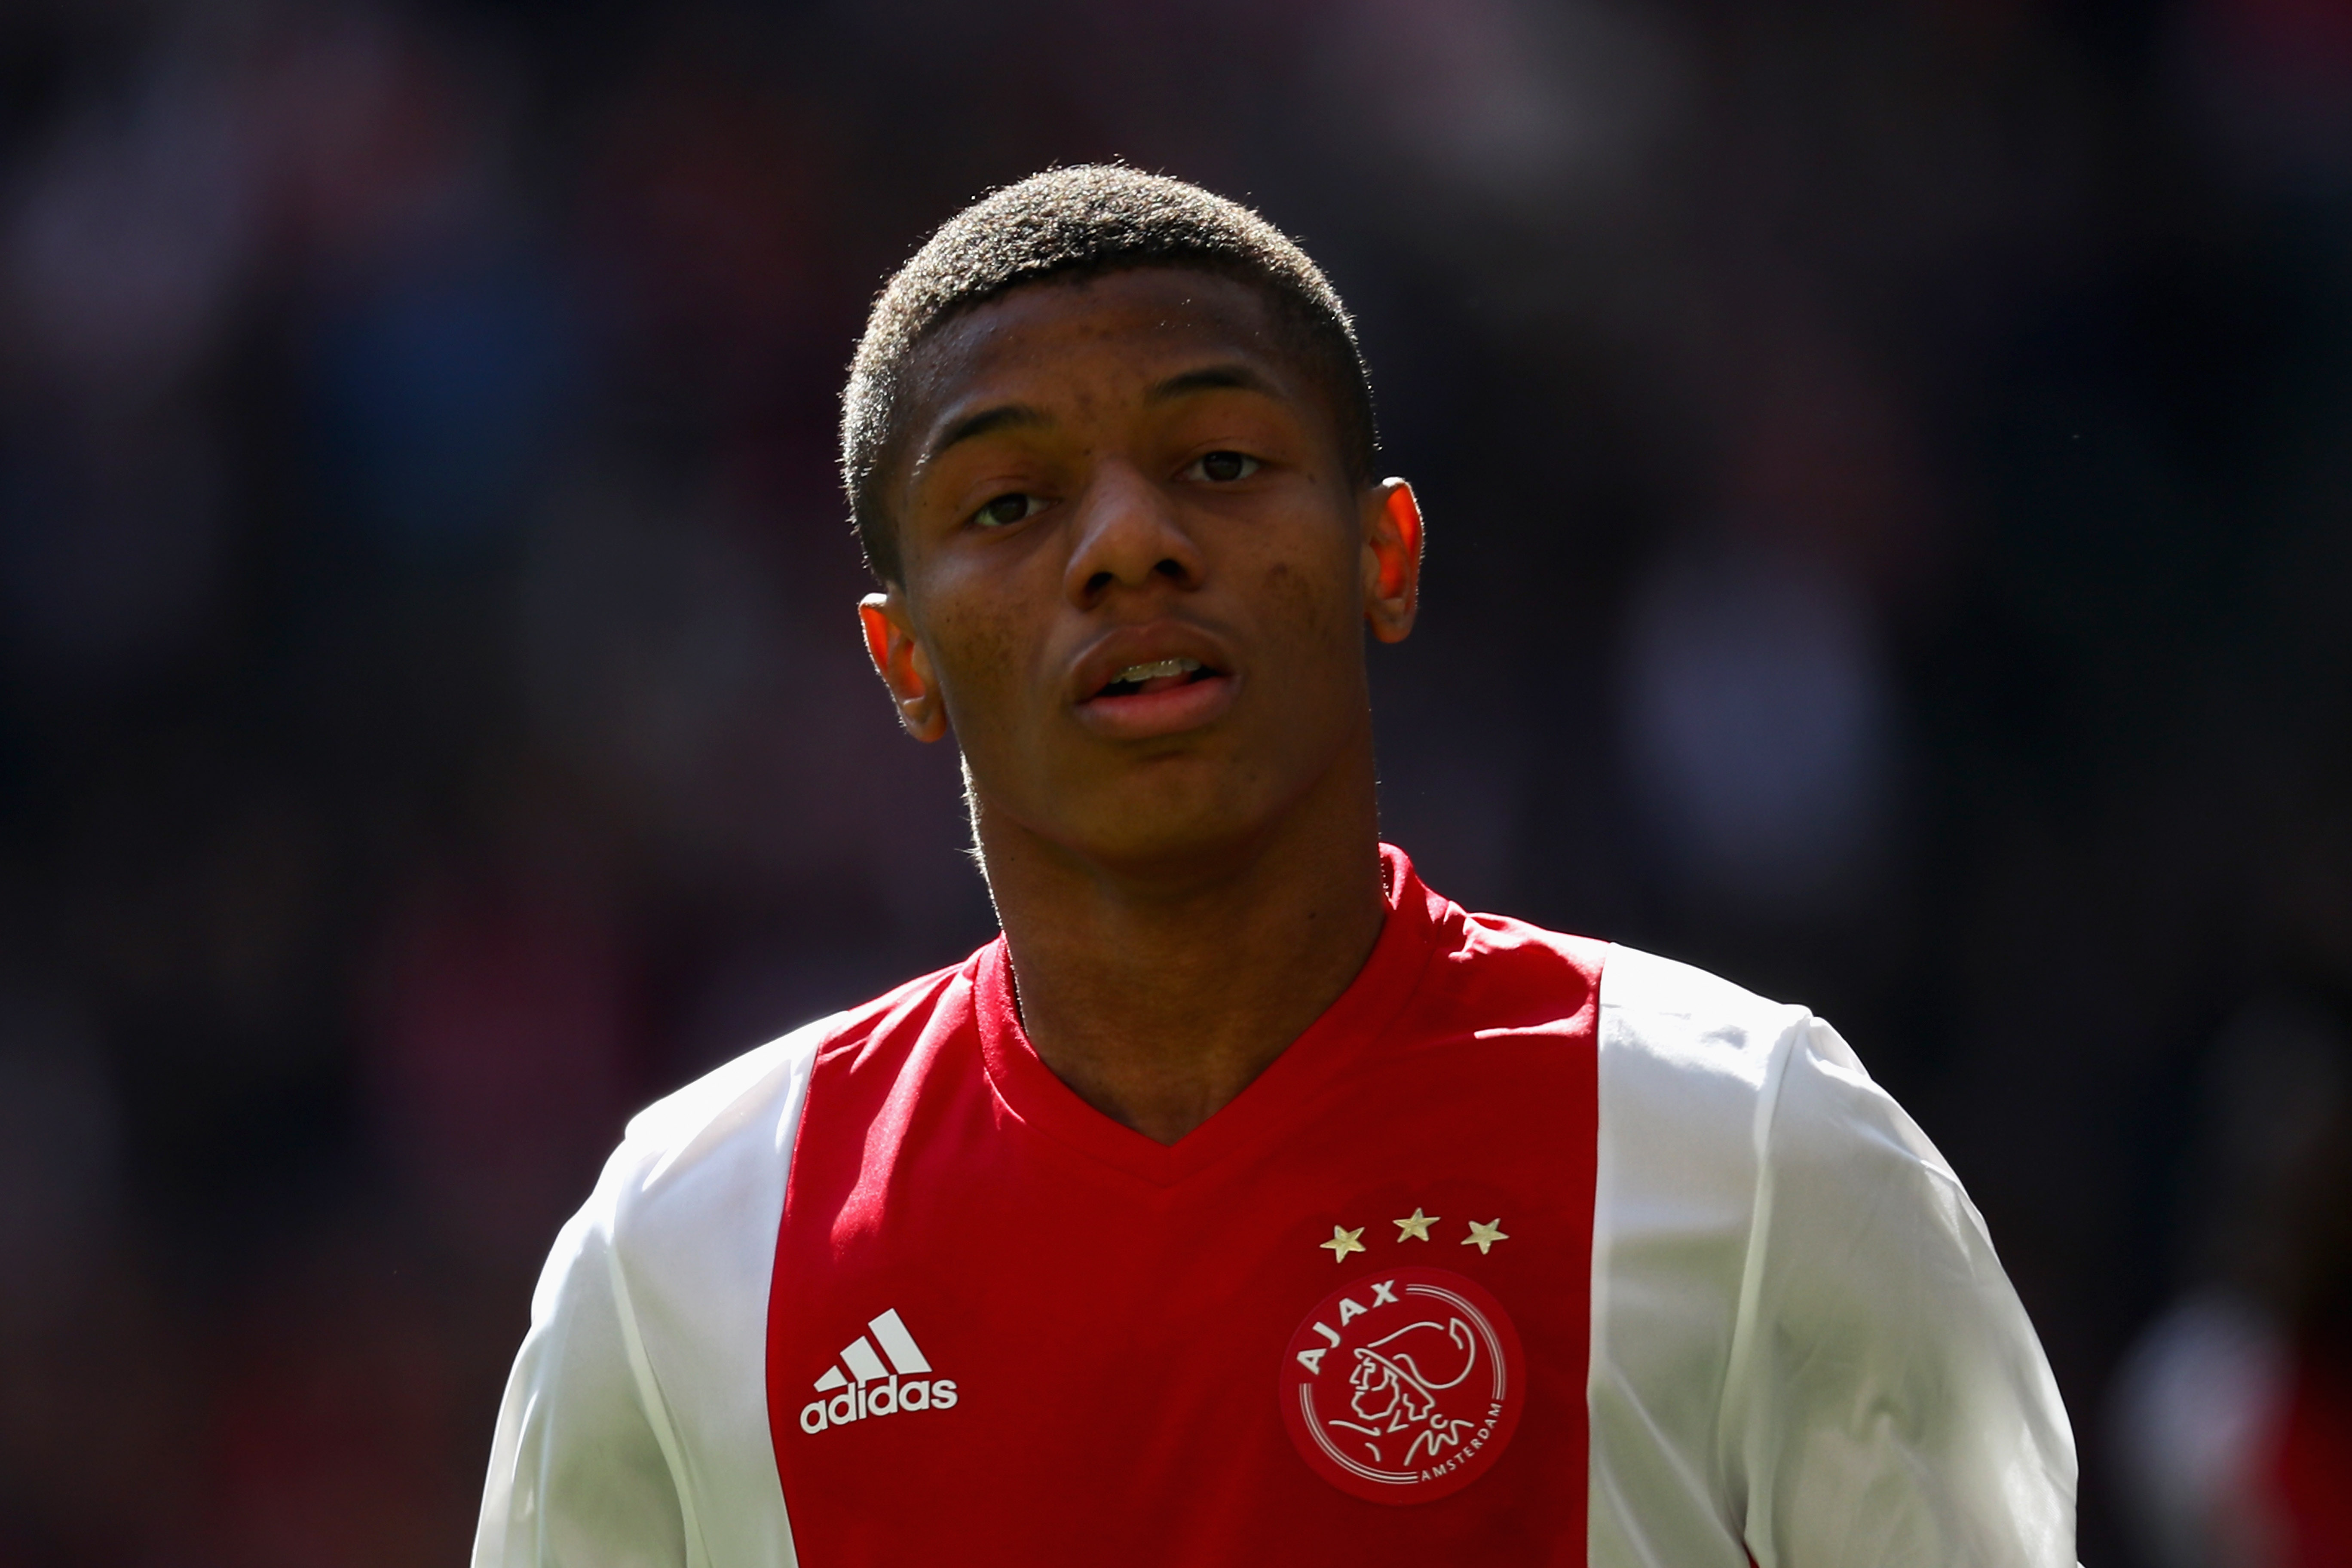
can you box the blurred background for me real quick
[0,0,2348,1562]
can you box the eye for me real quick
[1187,450,1260,483]
[971,492,1046,528]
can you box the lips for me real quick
[1070,626,1238,740]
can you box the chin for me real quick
[1079,801,1271,878]
[995,781,1277,886]
[976,721,1369,884]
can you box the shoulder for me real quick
[1578,959,2076,1559]
[1409,911,1828,1114]
[1409,902,1609,1038]
[1595,942,1814,1090]
[584,962,967,1265]
[1582,945,1819,1296]
[1592,942,1935,1181]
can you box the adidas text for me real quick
[799,1308,957,1435]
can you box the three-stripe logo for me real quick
[798,1309,958,1435]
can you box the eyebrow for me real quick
[1146,363,1282,403]
[919,363,1282,466]
[923,402,1050,463]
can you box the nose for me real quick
[1061,461,1204,608]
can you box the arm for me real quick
[1727,1017,2077,1567]
[472,1169,692,1568]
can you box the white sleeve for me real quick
[1728,1016,2077,1567]
[472,1157,691,1568]
[471,1024,818,1568]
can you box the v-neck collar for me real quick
[971,844,1443,1188]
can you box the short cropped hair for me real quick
[841,166,1379,582]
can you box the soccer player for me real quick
[473,168,2077,1566]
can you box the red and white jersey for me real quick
[473,848,2076,1566]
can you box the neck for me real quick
[974,744,1389,1145]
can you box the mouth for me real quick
[1070,636,1241,741]
[1090,656,1225,701]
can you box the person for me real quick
[472,167,2077,1567]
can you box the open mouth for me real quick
[1092,656,1225,700]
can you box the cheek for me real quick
[916,579,1034,730]
[1257,549,1357,669]
[931,606,1020,704]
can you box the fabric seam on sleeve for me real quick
[1715,1011,1802,1563]
[608,1217,713,1568]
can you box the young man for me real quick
[473,168,2077,1566]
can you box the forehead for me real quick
[902,268,1301,428]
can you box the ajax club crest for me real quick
[1280,1266,1524,1504]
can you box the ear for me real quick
[1361,479,1423,645]
[859,591,949,742]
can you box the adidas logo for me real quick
[797,1309,959,1435]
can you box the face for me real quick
[860,267,1421,876]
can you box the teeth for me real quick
[1115,657,1201,683]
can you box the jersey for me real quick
[472,847,2077,1566]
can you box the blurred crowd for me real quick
[0,0,2346,1563]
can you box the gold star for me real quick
[1462,1218,1509,1255]
[1393,1207,1440,1243]
[1321,1224,1367,1262]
